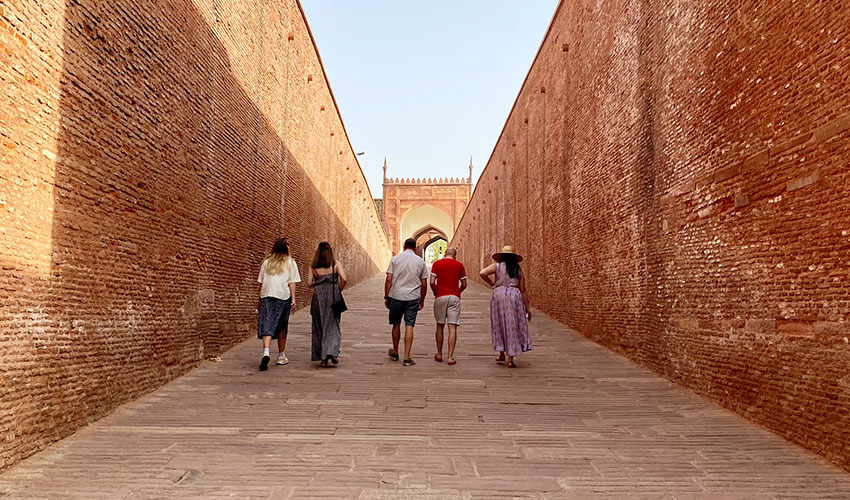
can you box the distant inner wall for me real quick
[451,0,850,471]
[0,0,391,471]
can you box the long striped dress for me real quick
[490,263,532,356]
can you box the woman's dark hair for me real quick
[272,238,289,256]
[311,241,335,269]
[500,253,521,279]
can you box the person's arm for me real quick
[289,261,301,308]
[384,273,393,309]
[336,262,347,291]
[458,276,467,295]
[419,278,427,310]
[306,267,314,288]
[479,263,497,287]
[429,273,438,295]
[419,264,429,309]
[519,273,531,321]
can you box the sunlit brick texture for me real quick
[451,0,850,471]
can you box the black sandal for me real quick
[329,355,339,365]
[320,359,328,367]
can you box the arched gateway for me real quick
[375,158,473,255]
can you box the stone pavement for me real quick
[2,276,849,499]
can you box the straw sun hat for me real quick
[491,245,523,262]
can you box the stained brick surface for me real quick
[0,0,390,471]
[451,0,850,471]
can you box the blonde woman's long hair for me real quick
[265,238,291,275]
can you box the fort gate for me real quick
[377,159,473,257]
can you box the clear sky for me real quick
[300,0,559,200]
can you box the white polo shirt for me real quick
[386,249,428,301]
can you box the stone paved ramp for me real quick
[2,276,849,499]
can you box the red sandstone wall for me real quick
[452,0,850,471]
[0,0,390,470]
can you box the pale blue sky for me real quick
[301,0,559,199]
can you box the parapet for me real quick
[384,177,471,185]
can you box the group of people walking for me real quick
[256,238,346,371]
[255,237,532,371]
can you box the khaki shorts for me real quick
[434,295,461,325]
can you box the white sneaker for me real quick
[276,354,289,365]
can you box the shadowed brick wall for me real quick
[0,0,390,470]
[451,0,850,471]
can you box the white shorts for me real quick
[433,295,461,325]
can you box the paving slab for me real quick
[1,276,848,499]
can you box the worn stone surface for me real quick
[451,0,850,471]
[1,277,848,498]
[0,0,390,472]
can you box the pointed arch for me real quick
[399,204,454,245]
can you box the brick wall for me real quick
[0,0,390,470]
[452,0,850,471]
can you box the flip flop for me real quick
[434,354,443,362]
[447,359,457,366]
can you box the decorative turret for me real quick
[382,156,388,182]
[468,156,474,184]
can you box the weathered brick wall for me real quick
[0,0,390,470]
[452,0,850,470]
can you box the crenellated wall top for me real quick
[384,177,471,185]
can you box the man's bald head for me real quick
[445,247,457,258]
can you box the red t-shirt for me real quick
[430,258,467,298]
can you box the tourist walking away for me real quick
[385,238,428,366]
[257,238,301,371]
[480,245,532,368]
[308,242,347,367]
[430,247,467,365]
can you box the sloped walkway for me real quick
[2,276,848,499]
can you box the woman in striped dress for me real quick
[479,246,532,368]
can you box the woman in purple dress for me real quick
[479,246,532,368]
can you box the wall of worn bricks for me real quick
[0,0,391,471]
[452,0,850,470]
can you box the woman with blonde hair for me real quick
[479,245,532,368]
[307,241,347,367]
[257,237,301,371]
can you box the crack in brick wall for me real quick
[0,0,391,471]
[451,0,850,471]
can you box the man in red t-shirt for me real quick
[429,247,467,365]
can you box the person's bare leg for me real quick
[263,336,272,349]
[507,355,515,367]
[277,335,287,354]
[496,351,505,362]
[435,324,445,361]
[404,325,415,360]
[447,324,458,362]
[391,323,401,356]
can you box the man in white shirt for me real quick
[384,238,428,366]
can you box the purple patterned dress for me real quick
[490,262,532,356]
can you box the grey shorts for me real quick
[389,298,420,327]
[434,295,461,325]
